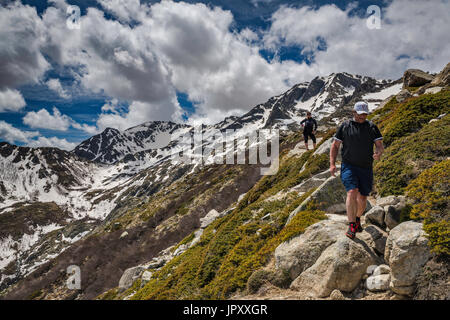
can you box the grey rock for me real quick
[287,174,347,223]
[326,203,347,214]
[189,229,204,248]
[119,231,128,239]
[173,244,188,256]
[366,274,390,292]
[313,138,342,162]
[385,221,431,296]
[291,178,326,193]
[373,264,390,276]
[200,209,221,229]
[376,195,400,207]
[275,219,347,280]
[384,205,400,230]
[396,89,412,103]
[358,224,388,256]
[430,62,450,86]
[146,257,168,269]
[290,236,377,298]
[365,206,385,227]
[118,266,145,292]
[403,69,434,87]
[141,270,152,282]
[366,265,378,275]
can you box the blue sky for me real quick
[0,0,449,150]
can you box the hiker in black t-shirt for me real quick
[300,112,318,150]
[329,102,384,239]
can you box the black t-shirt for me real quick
[334,119,383,168]
[300,118,317,133]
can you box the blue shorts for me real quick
[340,162,373,196]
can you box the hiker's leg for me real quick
[303,133,309,150]
[356,166,372,218]
[356,192,367,218]
[311,133,317,149]
[346,188,359,223]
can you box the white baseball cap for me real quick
[354,101,369,114]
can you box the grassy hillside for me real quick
[98,132,333,300]
[370,89,449,256]
[370,90,450,196]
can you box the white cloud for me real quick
[45,78,71,99]
[27,136,77,151]
[0,2,49,89]
[71,122,100,135]
[0,88,26,112]
[0,120,77,151]
[22,106,100,135]
[1,0,449,131]
[97,0,144,23]
[264,1,450,79]
[0,121,39,144]
[23,107,72,131]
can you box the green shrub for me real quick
[405,160,450,256]
[374,114,450,196]
[373,90,450,146]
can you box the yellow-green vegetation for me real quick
[374,114,450,196]
[369,89,450,146]
[97,287,119,300]
[129,137,330,300]
[405,160,450,256]
[238,130,334,209]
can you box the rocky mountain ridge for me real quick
[0,63,448,300]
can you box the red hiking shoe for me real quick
[355,217,363,233]
[346,222,357,239]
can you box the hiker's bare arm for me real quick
[373,139,384,160]
[330,139,341,176]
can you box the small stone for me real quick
[366,265,378,275]
[329,289,345,300]
[120,231,128,239]
[141,270,152,282]
[376,195,400,207]
[373,264,390,276]
[366,274,390,292]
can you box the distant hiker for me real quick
[300,112,318,150]
[329,101,384,239]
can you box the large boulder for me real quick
[365,206,385,228]
[274,218,347,280]
[431,62,450,86]
[384,205,401,230]
[313,138,342,162]
[396,89,412,103]
[288,173,372,223]
[403,69,434,87]
[118,266,145,292]
[384,221,431,296]
[290,236,377,298]
[287,175,347,223]
[358,224,388,256]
